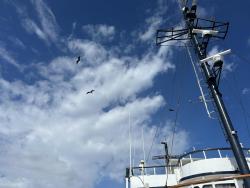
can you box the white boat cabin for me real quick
[125,148,250,188]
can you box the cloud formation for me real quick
[82,24,116,42]
[139,0,168,42]
[242,88,250,95]
[0,38,185,188]
[0,45,21,69]
[0,1,189,188]
[13,0,59,45]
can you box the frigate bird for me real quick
[86,89,95,94]
[76,56,81,64]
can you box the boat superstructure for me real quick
[125,0,250,187]
[126,148,250,188]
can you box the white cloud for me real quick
[13,0,59,45]
[30,0,59,43]
[82,24,116,42]
[0,45,21,69]
[140,16,163,42]
[242,88,250,95]
[22,19,48,43]
[68,22,77,39]
[67,39,107,65]
[223,62,235,74]
[0,1,188,187]
[138,0,169,43]
[197,7,208,17]
[207,46,219,57]
[0,36,187,188]
[8,37,26,50]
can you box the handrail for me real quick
[177,147,250,164]
[131,165,177,170]
[127,147,250,177]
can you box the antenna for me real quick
[192,29,219,37]
[129,112,132,177]
[141,128,146,174]
[157,0,250,186]
[200,49,231,63]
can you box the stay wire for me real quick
[168,64,182,156]
[145,0,183,168]
[184,42,231,140]
[145,0,184,169]
[227,71,250,139]
[186,43,231,141]
[219,43,250,66]
[219,44,250,138]
[165,41,183,188]
[169,97,181,155]
[164,1,185,187]
[146,126,159,162]
[169,45,186,156]
[163,40,183,187]
[232,51,250,66]
[166,1,184,186]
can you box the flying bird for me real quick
[168,108,175,112]
[76,56,81,64]
[86,89,95,94]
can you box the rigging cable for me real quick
[232,51,250,66]
[219,45,250,138]
[168,50,184,156]
[184,43,213,118]
[164,1,185,186]
[129,112,132,176]
[165,54,183,187]
[141,127,146,174]
[169,97,181,155]
[146,125,159,162]
[168,0,187,160]
[185,43,230,140]
[227,71,250,138]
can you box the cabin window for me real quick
[202,185,213,188]
[215,183,236,188]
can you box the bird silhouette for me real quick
[86,89,95,94]
[168,108,175,112]
[76,56,81,64]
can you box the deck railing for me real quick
[177,147,250,166]
[126,147,250,177]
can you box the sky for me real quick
[0,0,250,188]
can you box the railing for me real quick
[125,147,250,177]
[177,147,250,166]
[126,164,179,177]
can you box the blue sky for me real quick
[0,0,250,188]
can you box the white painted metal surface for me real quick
[127,157,250,188]
[129,174,177,188]
[180,158,236,179]
[200,49,231,63]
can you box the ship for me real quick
[125,1,250,188]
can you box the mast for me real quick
[156,0,250,186]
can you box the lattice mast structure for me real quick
[156,0,250,186]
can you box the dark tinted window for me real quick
[215,184,236,188]
[203,185,213,188]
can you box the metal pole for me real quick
[186,19,250,187]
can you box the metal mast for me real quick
[156,0,250,186]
